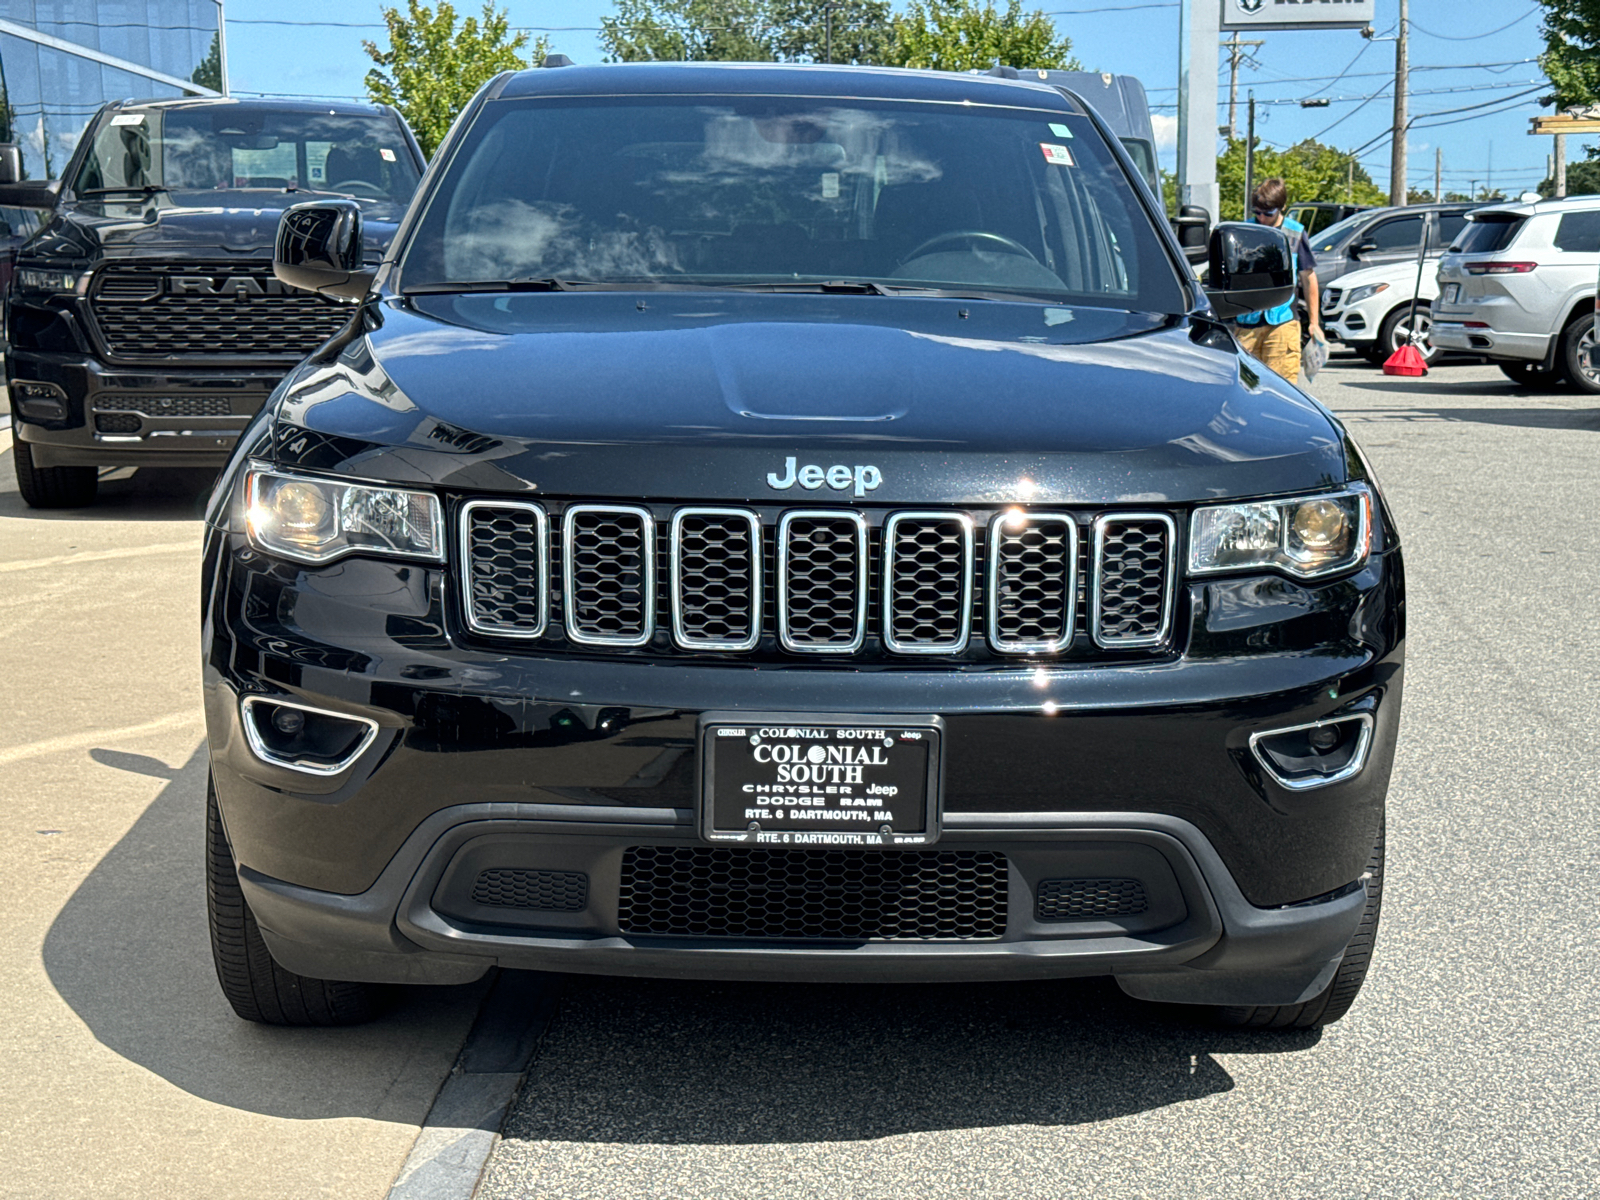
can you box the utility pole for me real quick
[1555,131,1567,197]
[1434,146,1442,202]
[1390,0,1409,206]
[1348,157,1355,202]
[1244,92,1256,216]
[1225,32,1264,140]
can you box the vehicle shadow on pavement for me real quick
[0,466,219,521]
[41,740,489,1122]
[1339,400,1600,432]
[498,973,1320,1144]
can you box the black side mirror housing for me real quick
[274,200,374,300]
[1350,240,1377,257]
[0,162,62,209]
[1204,221,1295,321]
[0,144,21,185]
[1172,203,1211,265]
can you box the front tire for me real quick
[1558,315,1600,394]
[1377,303,1441,367]
[1499,360,1565,390]
[206,774,385,1026]
[12,439,98,508]
[1211,822,1385,1029]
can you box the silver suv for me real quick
[1433,196,1600,391]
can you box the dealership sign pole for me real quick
[1180,1,1376,224]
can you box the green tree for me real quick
[1160,167,1178,217]
[600,0,893,63]
[885,0,1078,72]
[1538,0,1600,108]
[1539,145,1600,195]
[364,1,548,157]
[1215,136,1386,221]
[772,0,894,64]
[191,32,224,93]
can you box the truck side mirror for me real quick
[0,144,62,209]
[274,200,374,300]
[1204,221,1295,321]
[0,145,21,185]
[1172,203,1210,250]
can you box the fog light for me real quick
[1249,713,1374,791]
[240,696,379,776]
[272,707,305,735]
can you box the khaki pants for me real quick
[1236,319,1302,382]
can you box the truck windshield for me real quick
[72,105,420,203]
[400,95,1186,310]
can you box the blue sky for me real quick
[224,0,1556,198]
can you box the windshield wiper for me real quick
[77,185,170,197]
[403,277,593,295]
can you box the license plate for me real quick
[1443,283,1459,303]
[698,713,943,847]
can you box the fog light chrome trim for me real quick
[1248,713,1375,791]
[239,695,381,777]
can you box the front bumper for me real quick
[8,349,284,468]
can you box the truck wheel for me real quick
[1378,303,1441,367]
[1499,361,1565,390]
[1211,821,1385,1030]
[1558,315,1600,395]
[12,440,98,508]
[206,774,385,1026]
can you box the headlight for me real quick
[245,465,443,564]
[1344,282,1389,305]
[1189,487,1371,579]
[16,268,80,293]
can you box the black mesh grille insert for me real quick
[95,394,237,417]
[991,516,1075,650]
[89,263,350,359]
[1095,518,1173,645]
[617,845,1008,940]
[885,515,969,651]
[464,503,546,635]
[1036,878,1149,921]
[673,511,758,648]
[471,868,588,911]
[93,412,142,433]
[565,507,651,643]
[780,514,864,651]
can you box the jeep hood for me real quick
[272,291,1354,506]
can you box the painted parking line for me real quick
[0,540,196,573]
[0,710,202,769]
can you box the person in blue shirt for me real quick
[1235,178,1323,381]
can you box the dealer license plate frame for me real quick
[696,712,944,848]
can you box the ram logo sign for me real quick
[1222,0,1374,31]
[168,275,290,299]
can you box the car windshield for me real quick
[399,95,1186,310]
[72,105,420,204]
[1312,212,1371,254]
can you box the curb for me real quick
[386,970,563,1200]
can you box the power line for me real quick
[1409,8,1538,42]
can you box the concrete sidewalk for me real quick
[0,457,485,1199]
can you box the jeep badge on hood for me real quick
[767,457,883,497]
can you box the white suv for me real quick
[1433,196,1600,391]
[1324,258,1444,367]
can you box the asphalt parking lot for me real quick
[3,355,1598,1198]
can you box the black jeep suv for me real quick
[1,97,423,507]
[200,63,1404,1029]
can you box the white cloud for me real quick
[1153,113,1178,152]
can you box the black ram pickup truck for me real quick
[0,97,424,508]
[200,62,1404,1030]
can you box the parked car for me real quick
[0,97,426,508]
[199,62,1404,1032]
[1433,196,1600,391]
[1288,201,1372,237]
[1323,256,1445,366]
[1310,202,1474,290]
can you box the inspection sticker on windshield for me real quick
[821,172,840,198]
[111,114,145,126]
[379,148,396,162]
[1049,122,1074,139]
[1040,143,1075,166]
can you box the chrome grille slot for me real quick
[778,511,867,653]
[563,505,655,646]
[1092,513,1177,648]
[883,512,973,654]
[988,512,1076,653]
[461,501,547,638]
[671,508,760,651]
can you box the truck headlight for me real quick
[245,465,443,564]
[1189,487,1372,579]
[1343,282,1389,306]
[16,268,81,293]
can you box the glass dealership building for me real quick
[0,1,226,179]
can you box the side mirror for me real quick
[1172,203,1211,265]
[1350,240,1377,257]
[1204,221,1295,321]
[273,200,374,300]
[0,145,21,185]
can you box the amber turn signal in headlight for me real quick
[245,465,443,564]
[1189,487,1371,579]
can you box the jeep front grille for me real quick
[88,262,351,360]
[457,502,1180,660]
